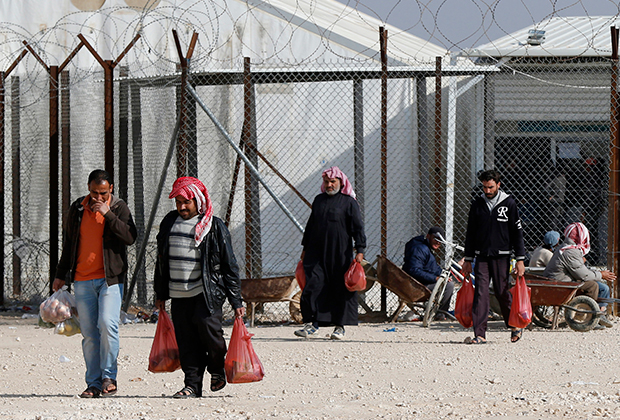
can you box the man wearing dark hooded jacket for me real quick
[402,226,454,317]
[461,169,526,344]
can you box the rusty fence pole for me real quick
[354,77,365,220]
[609,26,620,315]
[130,81,147,305]
[172,30,198,178]
[380,26,388,313]
[433,56,442,227]
[119,66,129,201]
[23,39,84,292]
[61,70,70,238]
[0,49,28,304]
[11,76,20,297]
[226,58,312,228]
[77,33,140,181]
[123,30,196,311]
[243,57,262,279]
[49,65,59,291]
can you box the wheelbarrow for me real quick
[241,276,301,327]
[375,255,431,322]
[515,273,604,332]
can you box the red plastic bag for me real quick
[148,310,181,373]
[455,276,474,328]
[225,317,264,384]
[345,260,366,292]
[295,260,306,290]
[509,275,532,329]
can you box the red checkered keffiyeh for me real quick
[169,177,213,246]
[320,166,356,199]
[561,222,591,256]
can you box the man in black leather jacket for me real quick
[154,177,245,399]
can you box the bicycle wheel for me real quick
[422,272,448,327]
[531,305,554,329]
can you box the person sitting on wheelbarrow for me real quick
[542,222,615,329]
[529,230,560,268]
[402,226,454,321]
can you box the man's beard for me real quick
[326,189,338,196]
[179,210,196,220]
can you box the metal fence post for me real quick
[380,26,388,312]
[11,76,21,297]
[433,56,442,227]
[608,26,620,314]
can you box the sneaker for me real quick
[330,326,345,340]
[294,323,319,338]
[599,315,614,328]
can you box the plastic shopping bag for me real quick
[54,315,81,337]
[344,260,366,292]
[148,310,181,373]
[38,314,55,329]
[455,276,474,328]
[224,317,264,384]
[39,287,76,324]
[295,260,306,290]
[509,275,532,329]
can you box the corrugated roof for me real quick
[464,16,620,58]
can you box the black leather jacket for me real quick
[153,211,243,313]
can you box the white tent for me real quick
[0,0,448,73]
[1,0,467,282]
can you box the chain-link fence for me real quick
[1,17,618,323]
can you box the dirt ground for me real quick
[1,312,620,420]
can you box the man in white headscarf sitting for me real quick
[543,222,615,328]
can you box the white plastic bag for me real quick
[39,287,77,324]
[54,316,81,337]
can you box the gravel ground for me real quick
[1,313,620,419]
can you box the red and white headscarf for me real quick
[320,166,356,199]
[561,222,591,256]
[169,177,213,246]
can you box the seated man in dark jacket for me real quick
[402,226,454,319]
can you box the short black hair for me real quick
[478,169,501,184]
[88,169,113,185]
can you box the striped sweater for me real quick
[168,215,203,298]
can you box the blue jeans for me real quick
[597,281,610,310]
[73,278,123,389]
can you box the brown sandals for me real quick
[79,386,101,398]
[173,386,197,399]
[101,378,118,396]
[210,374,226,392]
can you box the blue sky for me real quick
[333,0,620,51]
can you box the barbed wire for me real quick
[1,0,619,79]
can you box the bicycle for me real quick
[422,236,464,327]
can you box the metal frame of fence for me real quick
[1,26,619,323]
